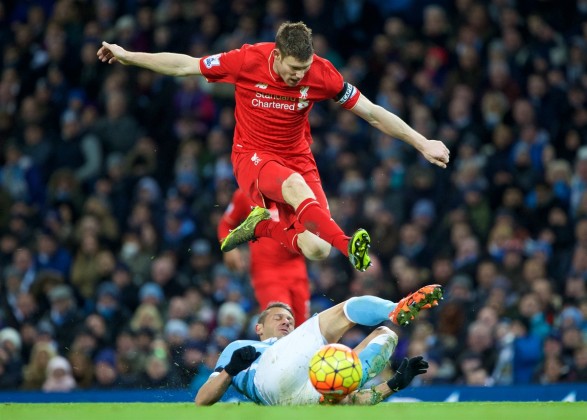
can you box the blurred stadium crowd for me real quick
[1,0,587,393]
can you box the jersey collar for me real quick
[268,49,284,85]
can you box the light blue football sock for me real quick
[343,296,397,326]
[358,333,398,387]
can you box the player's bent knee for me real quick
[282,172,306,189]
[282,173,314,206]
[302,240,331,260]
[374,326,397,340]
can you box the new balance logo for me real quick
[251,153,262,165]
[255,83,268,89]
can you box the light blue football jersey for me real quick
[214,337,278,404]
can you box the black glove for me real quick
[224,345,261,376]
[386,356,429,392]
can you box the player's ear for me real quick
[273,48,281,61]
[255,323,263,336]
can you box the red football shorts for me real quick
[251,271,310,324]
[249,236,310,324]
[232,150,330,228]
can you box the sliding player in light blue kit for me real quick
[195,284,442,406]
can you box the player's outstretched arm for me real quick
[195,345,261,406]
[194,371,233,406]
[97,42,202,77]
[350,94,450,169]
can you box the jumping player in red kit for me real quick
[98,22,450,273]
[218,188,309,323]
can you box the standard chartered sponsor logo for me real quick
[251,98,296,110]
[255,92,297,101]
[252,92,298,110]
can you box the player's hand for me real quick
[420,139,450,169]
[97,41,130,65]
[223,249,247,273]
[224,345,260,376]
[386,356,429,392]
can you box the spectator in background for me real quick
[0,142,45,210]
[70,232,103,304]
[33,230,72,280]
[42,355,76,392]
[511,316,543,384]
[1,267,25,323]
[397,223,431,269]
[459,321,498,377]
[39,285,83,353]
[94,282,130,340]
[22,342,57,390]
[118,230,154,285]
[0,327,23,389]
[139,352,181,389]
[181,238,216,288]
[50,110,102,189]
[93,90,143,157]
[189,344,219,394]
[517,292,551,341]
[130,303,163,336]
[137,282,165,309]
[110,262,139,313]
[570,345,587,382]
[92,348,121,389]
[6,292,40,330]
[536,355,568,384]
[21,123,52,177]
[163,318,189,368]
[67,350,94,389]
[149,255,187,299]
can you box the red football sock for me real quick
[254,219,303,254]
[295,198,349,256]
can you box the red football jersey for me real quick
[199,43,360,156]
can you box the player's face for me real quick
[257,307,295,340]
[274,50,312,87]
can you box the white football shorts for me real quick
[253,314,325,405]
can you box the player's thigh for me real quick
[233,151,288,206]
[257,160,297,202]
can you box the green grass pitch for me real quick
[1,402,586,420]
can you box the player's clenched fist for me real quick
[421,139,450,169]
[224,346,261,376]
